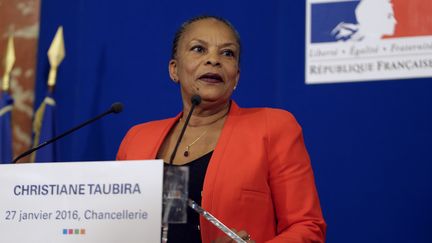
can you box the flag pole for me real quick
[30,26,65,162]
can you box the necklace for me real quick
[184,130,208,157]
[180,109,229,157]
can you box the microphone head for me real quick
[191,95,201,106]
[111,102,124,114]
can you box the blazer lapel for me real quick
[200,101,241,241]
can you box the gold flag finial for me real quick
[2,34,16,92]
[47,26,65,88]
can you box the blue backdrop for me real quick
[35,1,432,242]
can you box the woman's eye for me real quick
[222,49,235,57]
[191,46,205,53]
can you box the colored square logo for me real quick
[63,228,86,235]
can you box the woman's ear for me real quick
[169,59,179,83]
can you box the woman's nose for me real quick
[205,52,221,66]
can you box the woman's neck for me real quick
[182,101,230,127]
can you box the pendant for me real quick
[184,146,190,157]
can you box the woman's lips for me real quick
[198,73,223,83]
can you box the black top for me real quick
[166,151,213,243]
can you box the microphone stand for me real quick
[12,103,123,163]
[162,95,201,243]
[168,95,201,165]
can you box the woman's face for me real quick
[169,19,240,108]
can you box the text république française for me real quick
[13,183,141,196]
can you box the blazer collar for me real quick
[150,100,241,200]
[151,101,241,159]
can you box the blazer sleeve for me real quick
[265,109,326,243]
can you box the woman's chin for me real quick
[198,93,230,104]
[195,87,229,99]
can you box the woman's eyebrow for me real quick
[188,39,207,45]
[188,39,238,49]
[219,42,238,49]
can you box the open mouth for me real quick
[198,73,224,83]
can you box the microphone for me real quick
[111,102,124,113]
[12,102,124,163]
[168,95,201,165]
[191,95,201,106]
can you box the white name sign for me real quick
[0,160,163,243]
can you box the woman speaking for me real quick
[117,16,326,243]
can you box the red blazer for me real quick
[117,101,326,243]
